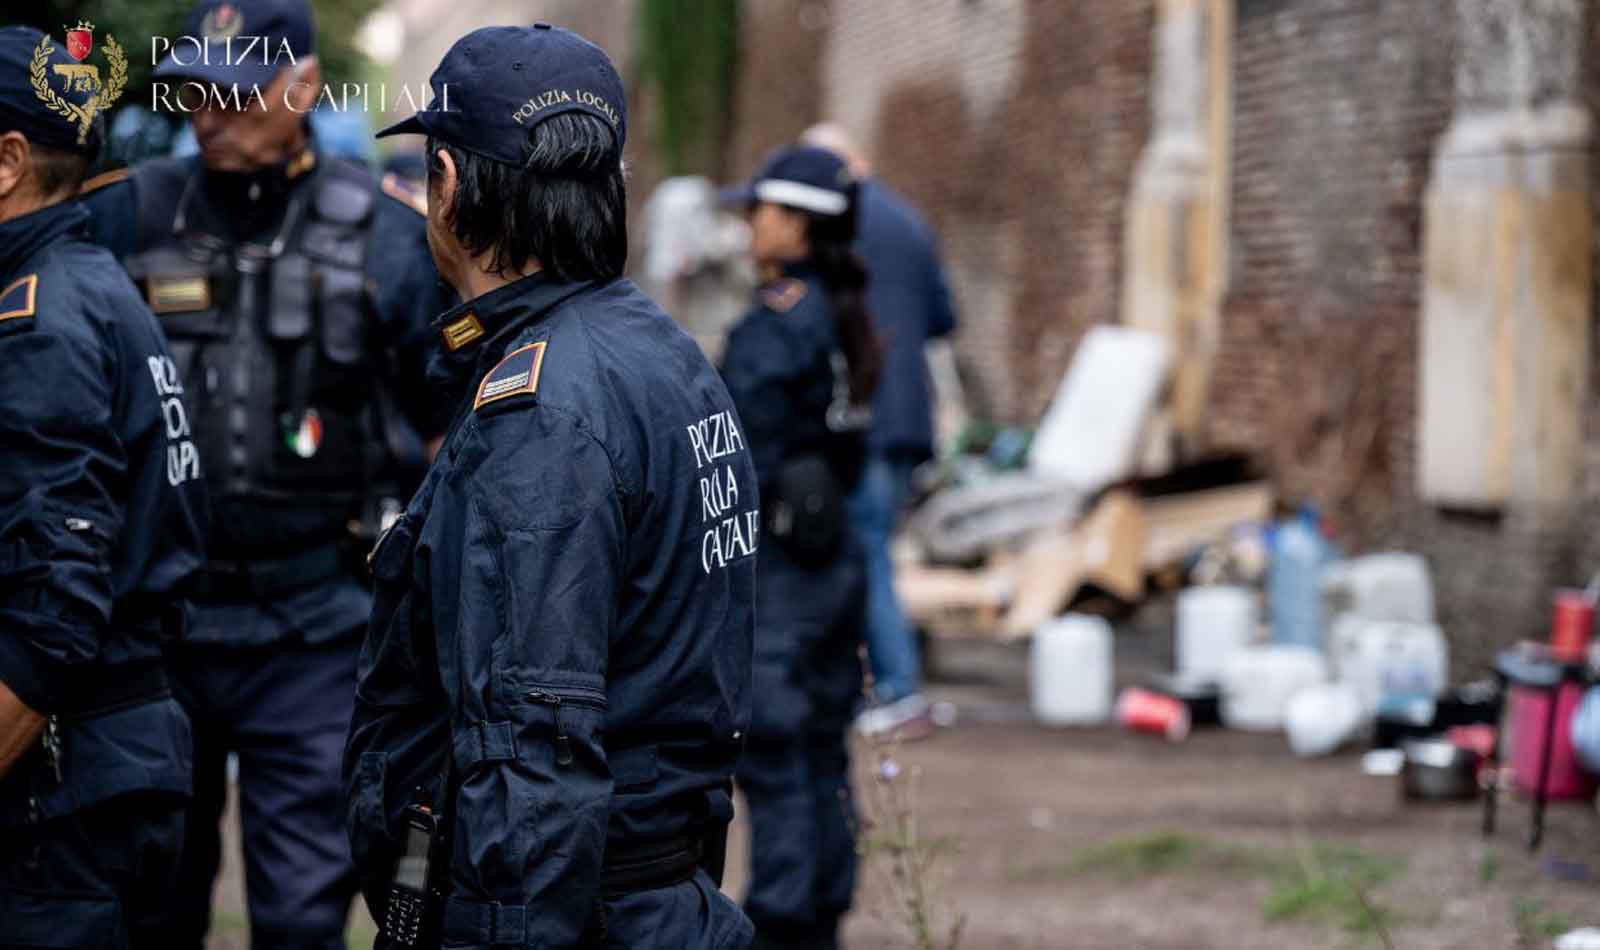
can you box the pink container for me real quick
[1510,683,1598,800]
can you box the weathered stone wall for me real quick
[721,0,1600,672]
[730,0,1156,422]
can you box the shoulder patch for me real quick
[0,274,39,324]
[474,341,547,411]
[381,173,428,216]
[78,168,129,197]
[760,278,807,314]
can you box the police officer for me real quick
[0,25,208,949]
[77,1,450,946]
[345,24,756,950]
[719,145,880,950]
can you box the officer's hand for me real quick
[0,681,45,782]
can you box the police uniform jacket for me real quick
[0,199,207,823]
[345,273,756,948]
[78,149,449,646]
[718,265,867,737]
[719,264,865,501]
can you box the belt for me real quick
[60,659,171,720]
[196,544,344,600]
[602,835,703,895]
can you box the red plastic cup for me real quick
[1118,687,1191,742]
[1550,590,1595,663]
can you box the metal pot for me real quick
[1401,737,1480,801]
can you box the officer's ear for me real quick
[0,132,29,204]
[430,146,459,225]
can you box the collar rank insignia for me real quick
[442,312,485,351]
[0,274,39,324]
[761,278,806,314]
[474,341,547,411]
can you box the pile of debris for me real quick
[897,325,1272,641]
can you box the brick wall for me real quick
[725,0,1155,421]
[720,0,1597,670]
[1220,0,1454,530]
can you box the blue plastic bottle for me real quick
[1270,507,1334,650]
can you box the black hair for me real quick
[800,192,881,406]
[426,113,626,282]
[29,142,90,198]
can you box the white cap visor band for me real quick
[754,179,849,216]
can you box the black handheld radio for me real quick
[382,800,449,948]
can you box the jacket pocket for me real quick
[523,682,607,769]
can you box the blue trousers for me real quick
[736,544,863,945]
[846,454,922,703]
[161,635,360,950]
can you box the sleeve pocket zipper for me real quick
[526,686,606,767]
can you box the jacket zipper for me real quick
[526,686,606,767]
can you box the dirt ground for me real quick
[205,639,1600,950]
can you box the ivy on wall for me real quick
[635,0,741,177]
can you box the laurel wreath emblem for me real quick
[29,33,127,145]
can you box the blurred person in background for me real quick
[77,0,449,946]
[0,26,207,949]
[720,144,880,950]
[802,123,958,740]
[347,23,756,950]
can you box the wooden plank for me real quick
[1141,481,1272,569]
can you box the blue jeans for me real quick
[847,454,922,703]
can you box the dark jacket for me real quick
[0,200,207,823]
[78,151,450,646]
[719,264,865,500]
[345,273,756,949]
[858,178,956,462]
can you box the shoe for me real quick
[854,693,934,741]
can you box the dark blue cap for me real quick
[153,0,315,91]
[0,26,107,155]
[376,24,626,165]
[724,145,855,217]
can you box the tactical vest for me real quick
[123,156,387,558]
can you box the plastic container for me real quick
[1330,619,1449,718]
[1285,682,1365,757]
[1550,590,1596,664]
[1220,645,1328,732]
[1028,326,1169,493]
[1269,510,1335,650]
[1324,553,1435,624]
[1571,687,1600,775]
[1030,615,1113,726]
[1176,586,1256,682]
[1510,683,1597,800]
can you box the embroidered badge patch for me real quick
[761,278,806,314]
[0,274,38,323]
[474,342,547,411]
[283,409,323,459]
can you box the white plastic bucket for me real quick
[1031,614,1114,726]
[1220,645,1328,731]
[1176,585,1257,682]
